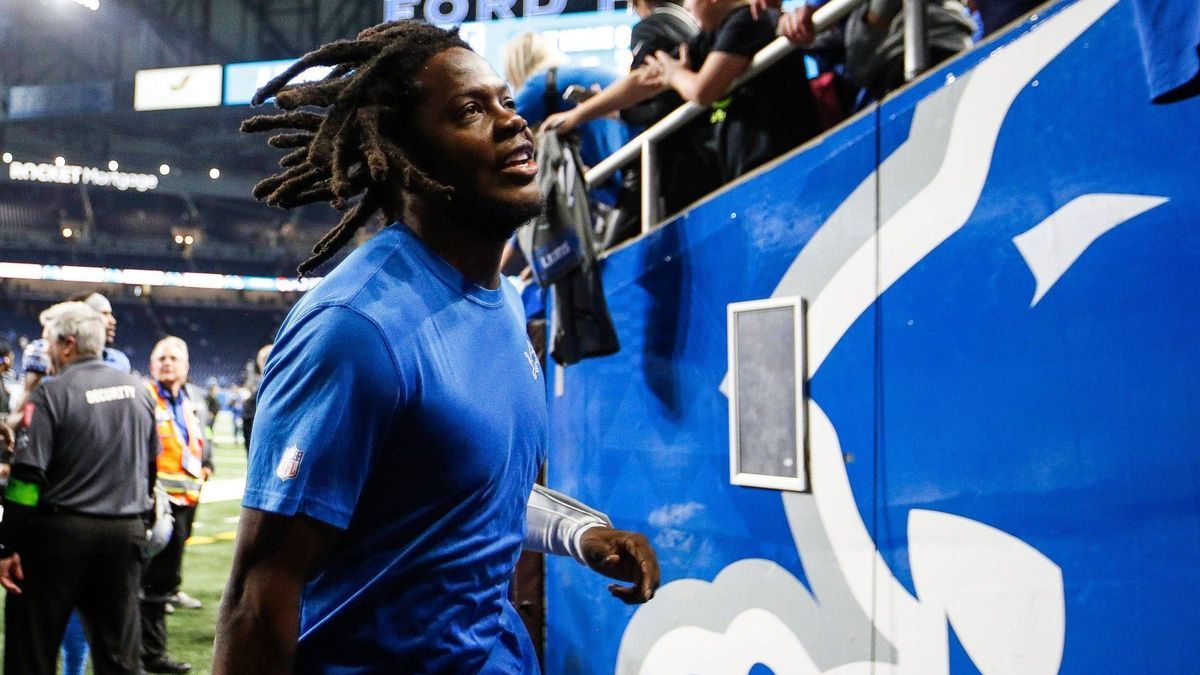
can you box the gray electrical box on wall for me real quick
[726,296,809,492]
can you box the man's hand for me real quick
[779,4,819,44]
[0,553,24,594]
[579,527,660,604]
[642,45,688,90]
[749,0,782,20]
[544,109,582,135]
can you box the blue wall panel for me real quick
[545,0,1200,672]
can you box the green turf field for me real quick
[0,430,247,675]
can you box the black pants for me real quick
[4,512,144,675]
[141,502,196,660]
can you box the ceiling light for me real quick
[174,234,184,244]
[159,164,170,176]
[209,168,220,179]
[108,160,119,171]
[62,227,73,238]
[184,235,195,245]
[54,156,66,166]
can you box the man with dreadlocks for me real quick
[212,20,659,674]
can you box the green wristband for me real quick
[6,479,40,507]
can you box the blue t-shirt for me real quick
[103,347,131,374]
[244,224,548,674]
[515,64,632,206]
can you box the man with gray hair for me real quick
[142,335,211,674]
[0,301,160,675]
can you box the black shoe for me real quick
[143,655,192,674]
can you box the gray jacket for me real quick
[845,0,977,89]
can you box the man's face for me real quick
[99,310,116,345]
[151,344,189,389]
[407,47,543,239]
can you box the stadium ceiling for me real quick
[0,0,383,200]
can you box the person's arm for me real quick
[201,434,215,478]
[212,509,341,675]
[0,389,54,594]
[779,3,820,43]
[543,72,666,134]
[524,485,661,604]
[214,305,401,669]
[644,44,752,108]
[7,373,42,429]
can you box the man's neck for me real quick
[58,353,94,370]
[401,199,508,290]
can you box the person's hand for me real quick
[643,45,689,89]
[579,527,660,604]
[779,4,818,44]
[202,467,214,480]
[0,424,13,454]
[632,64,664,90]
[749,0,782,19]
[0,553,24,594]
[544,109,582,135]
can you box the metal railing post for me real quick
[903,0,929,81]
[639,139,658,233]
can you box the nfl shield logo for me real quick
[275,445,304,481]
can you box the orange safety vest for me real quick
[148,381,206,506]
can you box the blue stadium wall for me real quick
[543,0,1200,672]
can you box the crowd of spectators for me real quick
[505,0,1035,250]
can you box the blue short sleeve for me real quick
[243,304,404,529]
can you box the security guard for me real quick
[142,335,210,674]
[0,301,159,675]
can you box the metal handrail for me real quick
[582,0,875,232]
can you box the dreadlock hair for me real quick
[241,20,471,277]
